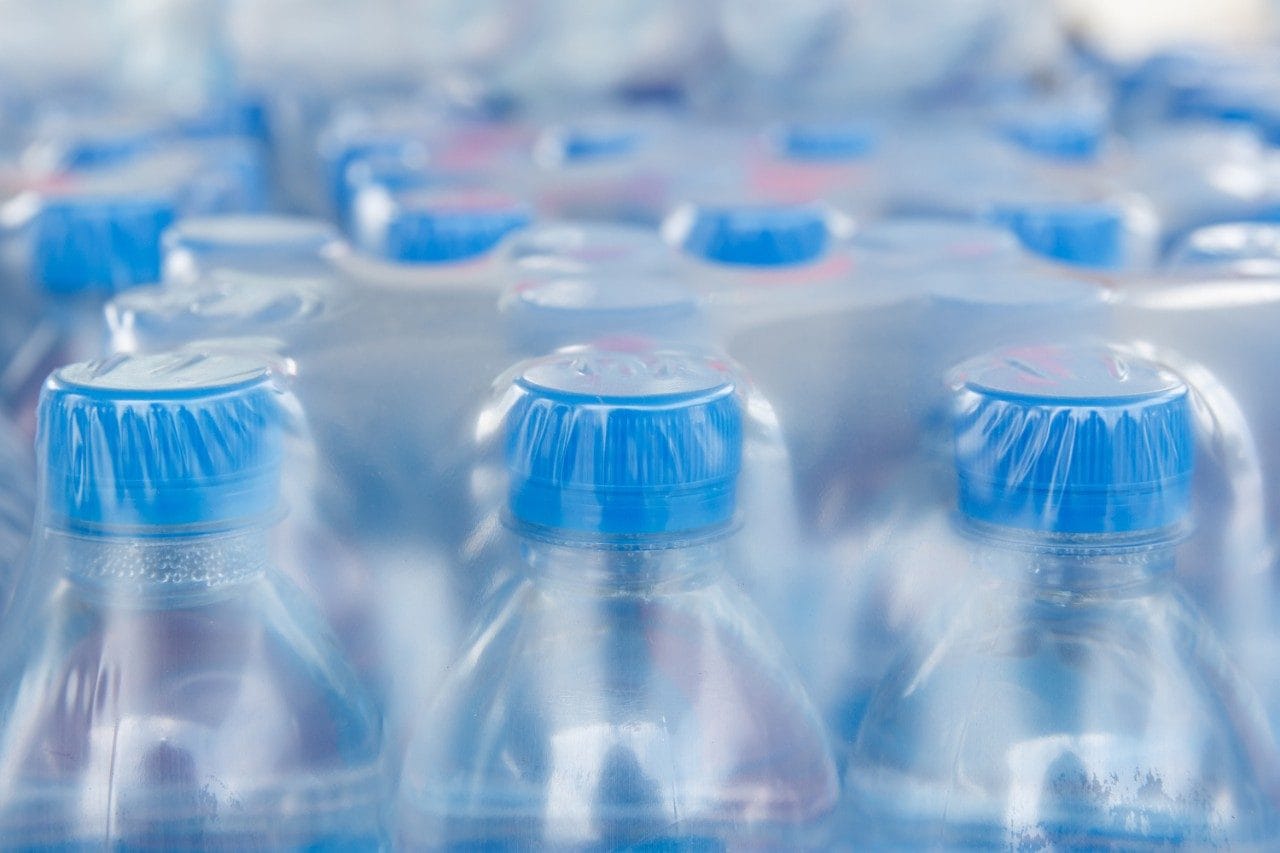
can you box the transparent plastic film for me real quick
[400,343,836,849]
[845,342,1280,849]
[0,349,386,848]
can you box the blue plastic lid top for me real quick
[536,123,643,166]
[38,352,284,533]
[665,202,831,267]
[774,122,878,162]
[999,111,1105,161]
[506,348,742,537]
[1166,222,1280,272]
[953,345,1192,535]
[34,190,177,294]
[990,202,1125,270]
[377,189,533,263]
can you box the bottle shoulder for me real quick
[0,573,382,775]
[845,580,1278,847]
[399,572,838,846]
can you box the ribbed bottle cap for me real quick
[953,345,1193,534]
[34,190,176,294]
[38,352,285,533]
[665,201,831,267]
[362,188,533,263]
[162,215,343,282]
[506,348,742,536]
[990,202,1125,269]
[502,275,704,355]
[774,122,877,161]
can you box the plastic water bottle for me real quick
[398,346,838,848]
[161,214,345,285]
[663,198,856,330]
[345,184,532,276]
[732,219,1110,740]
[104,272,463,760]
[1165,221,1280,274]
[1,179,176,427]
[0,351,385,848]
[844,343,1279,848]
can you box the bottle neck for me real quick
[41,523,270,608]
[517,528,729,596]
[962,518,1181,599]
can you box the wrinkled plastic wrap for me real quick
[0,350,384,847]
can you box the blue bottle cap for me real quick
[38,352,285,533]
[34,190,176,294]
[953,345,1193,535]
[536,123,642,166]
[322,132,428,215]
[162,215,343,281]
[502,275,704,355]
[368,188,533,263]
[665,202,831,267]
[774,122,877,161]
[991,92,1109,162]
[990,202,1125,269]
[506,348,742,536]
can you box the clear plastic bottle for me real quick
[844,343,1280,848]
[1,180,176,428]
[0,351,385,848]
[398,346,838,848]
[732,219,1111,742]
[344,184,532,278]
[663,198,856,331]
